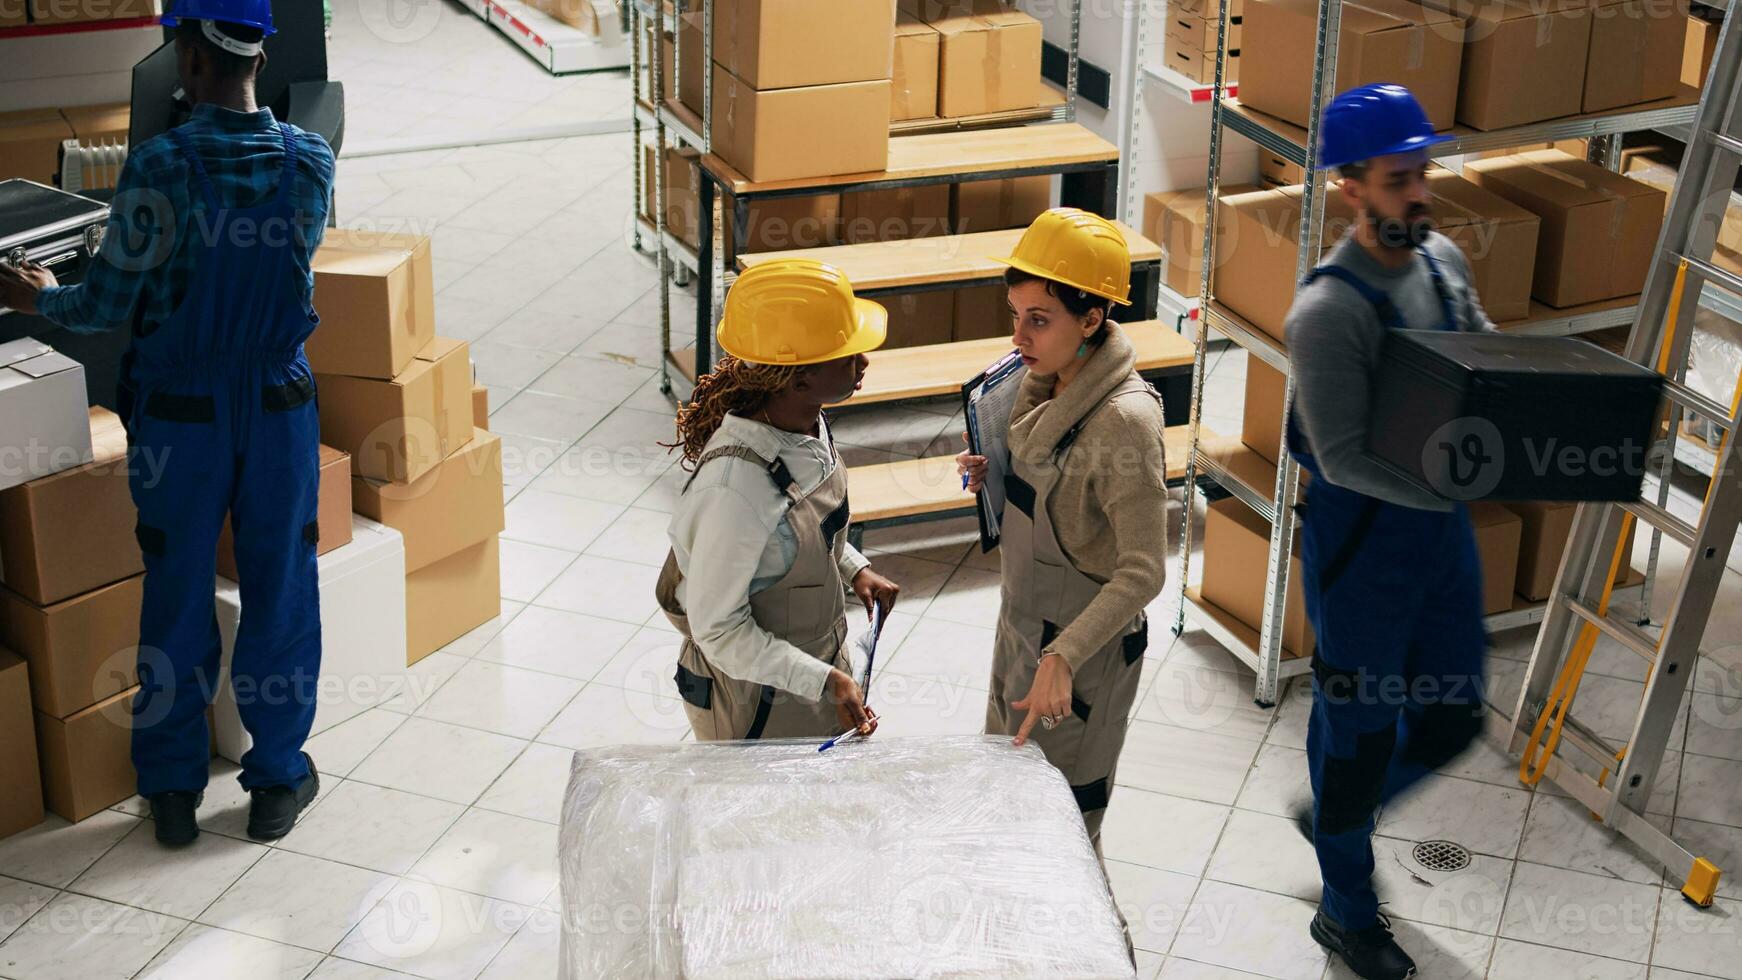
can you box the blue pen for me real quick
[961,473,969,490]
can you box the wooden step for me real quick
[848,423,1240,527]
[832,320,1197,408]
[738,222,1161,293]
[698,121,1119,196]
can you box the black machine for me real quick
[1366,331,1666,503]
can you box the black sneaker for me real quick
[1293,802,1315,844]
[148,790,202,847]
[247,753,320,842]
[1310,910,1416,980]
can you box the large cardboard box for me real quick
[28,0,156,24]
[882,291,956,349]
[1425,168,1541,322]
[35,684,137,822]
[1214,186,1335,342]
[679,12,705,115]
[933,10,1043,117]
[893,13,941,120]
[1240,0,1463,131]
[1168,11,1243,50]
[1469,501,1522,615]
[1583,0,1685,112]
[1162,33,1234,84]
[953,284,1010,342]
[1415,0,1590,131]
[710,65,891,183]
[1505,499,1635,600]
[316,337,474,485]
[215,445,354,582]
[308,230,436,381]
[725,191,842,254]
[0,406,137,607]
[1684,13,1717,89]
[1164,182,1265,304]
[901,0,1009,19]
[59,103,130,144]
[1176,0,1245,15]
[662,145,704,248]
[954,176,1051,233]
[0,576,140,719]
[1142,189,1186,249]
[712,0,897,90]
[1242,359,1287,465]
[407,537,501,666]
[473,384,489,429]
[1202,497,1314,658]
[0,650,44,840]
[0,339,92,494]
[841,184,951,244]
[1465,150,1666,307]
[0,109,75,185]
[353,429,504,575]
[1259,151,1304,188]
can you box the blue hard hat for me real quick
[160,0,276,33]
[1315,83,1449,170]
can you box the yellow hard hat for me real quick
[993,207,1132,305]
[717,259,888,365]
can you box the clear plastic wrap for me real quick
[557,735,1135,980]
[1690,308,1742,406]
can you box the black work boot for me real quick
[247,753,319,841]
[1310,910,1416,980]
[148,791,203,846]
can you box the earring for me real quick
[1076,341,1089,358]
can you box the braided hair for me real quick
[666,355,801,470]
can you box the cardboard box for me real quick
[0,576,140,719]
[1465,150,1666,307]
[1213,185,1339,342]
[725,191,842,253]
[640,142,657,223]
[0,109,75,185]
[1583,0,1685,113]
[710,65,892,183]
[0,650,44,840]
[1684,13,1717,89]
[353,429,504,575]
[901,0,1009,19]
[882,291,956,349]
[953,175,1051,233]
[679,12,705,115]
[308,230,436,381]
[0,339,92,495]
[215,445,354,583]
[1505,499,1635,600]
[1143,189,1184,248]
[639,23,676,101]
[0,0,26,26]
[952,284,1010,342]
[1414,0,1589,131]
[1168,11,1242,50]
[1242,359,1287,465]
[712,0,897,90]
[1468,501,1522,615]
[1175,0,1244,16]
[1162,33,1235,84]
[1240,0,1463,131]
[1164,182,1263,301]
[1425,168,1541,322]
[472,384,489,429]
[59,103,130,144]
[840,184,951,243]
[35,684,136,822]
[316,337,474,484]
[0,406,136,607]
[662,145,704,248]
[407,537,501,666]
[1258,151,1304,188]
[529,0,600,31]
[27,0,156,24]
[893,13,941,120]
[934,10,1043,117]
[1202,496,1314,658]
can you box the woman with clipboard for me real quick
[656,259,902,743]
[957,209,1170,844]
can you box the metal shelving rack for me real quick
[628,0,1087,395]
[1169,0,1690,706]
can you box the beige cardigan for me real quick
[1007,325,1170,671]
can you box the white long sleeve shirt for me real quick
[667,413,871,700]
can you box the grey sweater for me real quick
[1284,231,1495,512]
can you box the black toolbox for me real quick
[1366,330,1664,502]
[0,179,110,315]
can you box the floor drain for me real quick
[1413,840,1471,873]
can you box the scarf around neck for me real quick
[1008,324,1139,468]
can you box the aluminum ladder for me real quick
[1509,14,1742,909]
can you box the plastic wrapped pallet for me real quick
[558,735,1135,979]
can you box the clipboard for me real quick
[962,349,1025,553]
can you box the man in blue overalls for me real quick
[1282,84,1494,979]
[0,0,334,846]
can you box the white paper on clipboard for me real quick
[963,350,1026,553]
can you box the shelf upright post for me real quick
[630,1,645,255]
[654,0,674,394]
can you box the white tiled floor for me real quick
[5,9,1742,978]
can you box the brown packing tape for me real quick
[984,15,1002,113]
[1407,25,1424,71]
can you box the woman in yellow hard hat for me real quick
[958,207,1169,844]
[657,259,903,741]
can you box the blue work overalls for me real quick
[126,123,323,796]
[1287,249,1489,931]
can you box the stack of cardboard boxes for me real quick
[901,0,1044,119]
[0,100,130,185]
[1141,182,1259,300]
[1164,0,1242,85]
[308,230,506,666]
